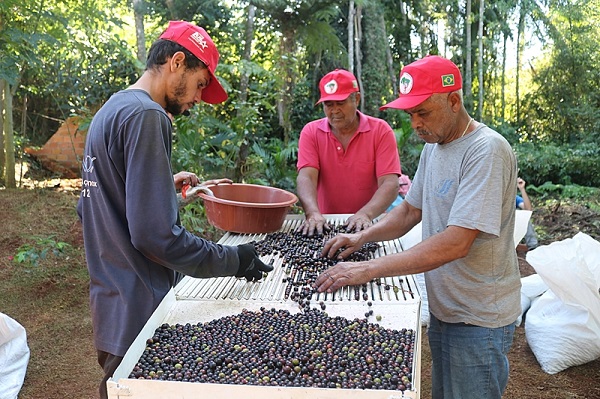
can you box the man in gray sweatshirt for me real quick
[77,21,272,399]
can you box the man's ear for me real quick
[448,91,462,111]
[170,51,186,71]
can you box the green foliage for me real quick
[289,77,323,134]
[492,121,519,144]
[171,112,237,179]
[178,201,223,241]
[4,0,141,145]
[19,35,140,144]
[521,0,600,144]
[529,182,600,202]
[384,112,422,177]
[13,235,71,267]
[145,0,230,28]
[515,142,600,188]
[248,138,298,192]
[3,0,600,199]
[171,59,281,181]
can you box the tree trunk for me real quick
[3,80,16,188]
[278,26,295,144]
[348,0,355,73]
[354,5,364,112]
[398,0,407,70]
[132,0,147,65]
[0,80,5,183]
[465,0,473,112]
[501,32,507,121]
[235,4,256,181]
[362,0,389,117]
[238,4,255,104]
[19,94,27,186]
[385,25,397,98]
[477,0,484,120]
[165,0,178,20]
[516,2,526,128]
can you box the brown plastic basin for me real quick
[198,183,298,234]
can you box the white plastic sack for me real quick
[520,273,549,299]
[514,210,532,247]
[524,232,600,374]
[516,274,549,326]
[0,313,30,399]
[516,293,530,328]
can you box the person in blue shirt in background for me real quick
[516,177,539,250]
[387,172,412,212]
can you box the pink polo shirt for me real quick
[297,111,401,214]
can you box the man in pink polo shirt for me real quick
[296,69,401,236]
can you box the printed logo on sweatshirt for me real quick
[82,155,96,173]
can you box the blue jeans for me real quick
[428,313,516,399]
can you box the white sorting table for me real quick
[108,214,423,399]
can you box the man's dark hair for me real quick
[146,39,206,71]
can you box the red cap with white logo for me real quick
[380,55,462,110]
[316,69,360,104]
[159,21,228,104]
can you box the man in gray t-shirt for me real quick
[315,55,520,399]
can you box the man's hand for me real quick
[177,177,233,208]
[174,171,200,191]
[200,178,234,188]
[236,244,274,282]
[314,261,373,293]
[297,214,330,237]
[321,232,364,260]
[344,213,373,232]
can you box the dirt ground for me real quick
[1,177,599,399]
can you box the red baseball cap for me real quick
[316,69,360,104]
[159,21,228,104]
[380,55,462,110]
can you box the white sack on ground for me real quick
[514,210,532,247]
[524,232,600,374]
[516,274,549,327]
[0,312,30,399]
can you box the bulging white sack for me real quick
[524,233,600,374]
[516,274,549,327]
[0,312,30,399]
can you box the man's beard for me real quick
[164,98,184,116]
[164,76,190,116]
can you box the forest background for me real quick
[1,0,600,198]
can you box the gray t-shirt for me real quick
[405,124,521,328]
[77,89,239,356]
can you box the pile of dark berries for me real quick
[129,307,414,391]
[251,226,380,307]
